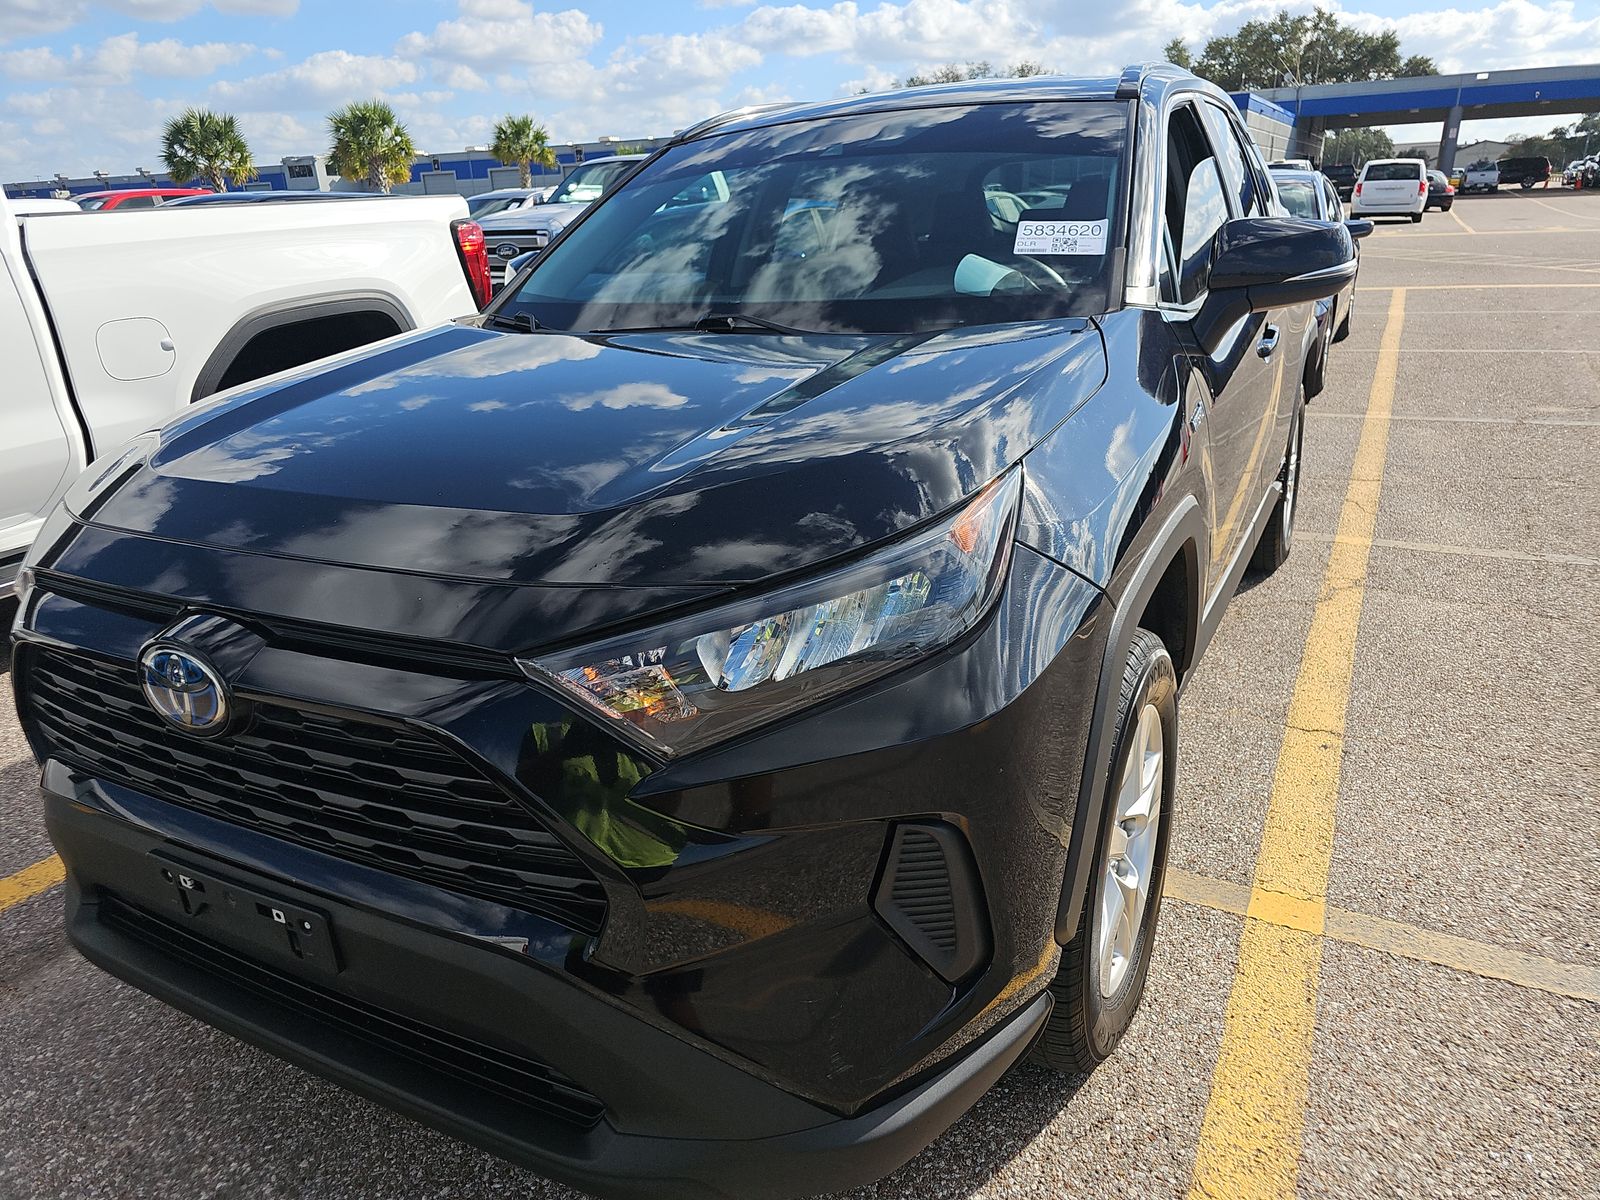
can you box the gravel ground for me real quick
[1,188,1597,1200]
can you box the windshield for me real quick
[498,102,1127,334]
[77,197,108,210]
[468,194,526,218]
[547,160,638,205]
[1276,179,1319,218]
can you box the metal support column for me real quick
[1438,105,1464,171]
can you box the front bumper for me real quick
[14,532,1107,1197]
[44,779,1050,1200]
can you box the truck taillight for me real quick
[451,219,493,309]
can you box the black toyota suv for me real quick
[12,65,1356,1199]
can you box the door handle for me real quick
[1256,325,1280,359]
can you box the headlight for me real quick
[519,468,1022,759]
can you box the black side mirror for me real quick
[1192,217,1357,355]
[1345,218,1374,240]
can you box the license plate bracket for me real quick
[150,853,340,980]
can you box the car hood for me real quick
[79,321,1103,640]
[478,201,586,232]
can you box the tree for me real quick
[327,99,417,193]
[491,114,556,189]
[900,60,1050,88]
[1180,7,1436,92]
[1164,38,1192,69]
[160,107,255,193]
[1322,127,1394,166]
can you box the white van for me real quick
[1352,158,1428,222]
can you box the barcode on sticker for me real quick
[1014,219,1108,257]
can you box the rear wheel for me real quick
[1035,629,1176,1075]
[1410,212,1423,223]
[1334,289,1354,342]
[1250,388,1304,575]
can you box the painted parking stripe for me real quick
[1185,288,1407,1200]
[1165,868,1600,1004]
[0,855,64,913]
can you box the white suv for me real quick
[1352,158,1428,222]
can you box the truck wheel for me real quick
[1250,389,1304,575]
[1035,628,1176,1075]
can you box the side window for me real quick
[1200,102,1268,217]
[116,195,158,209]
[1162,103,1230,306]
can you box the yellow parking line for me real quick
[1186,288,1406,1200]
[1165,869,1600,1004]
[1446,206,1475,234]
[0,854,64,913]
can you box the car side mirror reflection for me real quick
[1192,217,1358,356]
[1345,218,1374,240]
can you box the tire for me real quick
[1250,387,1304,575]
[1442,201,1453,211]
[1304,319,1330,400]
[1410,212,1423,223]
[1035,628,1177,1076]
[1333,289,1354,343]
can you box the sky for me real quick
[2,0,1598,182]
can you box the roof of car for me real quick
[76,187,209,199]
[678,63,1211,141]
[1269,169,1325,185]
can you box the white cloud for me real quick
[0,33,256,84]
[0,0,88,43]
[208,49,421,111]
[397,0,603,67]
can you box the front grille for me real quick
[22,646,607,933]
[485,230,547,283]
[99,893,605,1127]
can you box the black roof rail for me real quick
[673,102,798,144]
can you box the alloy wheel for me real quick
[1096,703,1164,998]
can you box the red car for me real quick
[74,187,210,211]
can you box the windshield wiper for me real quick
[485,311,541,333]
[589,312,817,336]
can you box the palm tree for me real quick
[327,99,417,193]
[160,108,256,193]
[491,114,556,189]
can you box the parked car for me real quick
[1352,158,1429,221]
[1323,162,1358,200]
[5,198,80,214]
[1461,160,1500,194]
[0,190,485,592]
[466,187,549,219]
[1268,157,1313,169]
[163,191,392,206]
[74,187,210,210]
[1564,160,1585,185]
[11,66,1358,1200]
[1425,170,1456,211]
[476,154,648,284]
[1496,155,1551,189]
[1271,168,1372,395]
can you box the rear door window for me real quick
[1162,103,1230,306]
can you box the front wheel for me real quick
[1035,629,1177,1075]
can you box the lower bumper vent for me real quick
[872,824,990,983]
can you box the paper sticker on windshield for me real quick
[1014,219,1107,257]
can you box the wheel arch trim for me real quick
[189,291,415,403]
[1055,494,1204,943]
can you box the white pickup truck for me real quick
[1461,162,1500,194]
[1,191,486,597]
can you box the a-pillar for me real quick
[1437,105,1464,171]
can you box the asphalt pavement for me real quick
[1,186,1597,1200]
